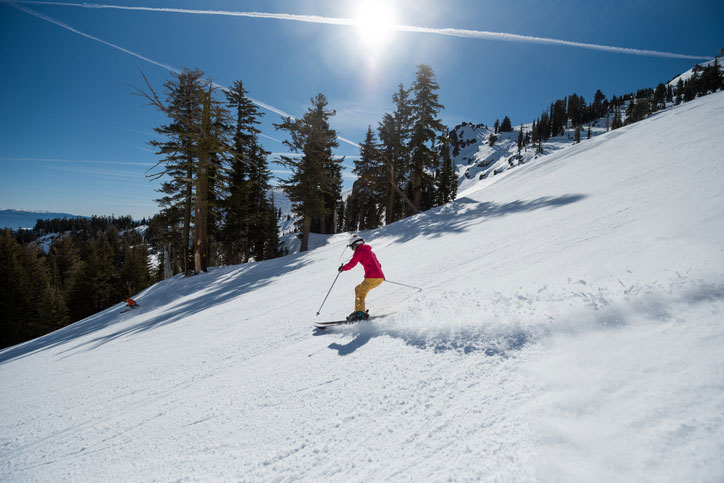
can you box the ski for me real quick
[120,298,140,314]
[313,315,385,329]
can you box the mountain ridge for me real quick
[0,209,85,230]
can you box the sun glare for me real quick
[354,1,397,49]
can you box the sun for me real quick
[353,1,397,49]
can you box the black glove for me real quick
[338,264,344,273]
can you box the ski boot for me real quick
[345,310,370,323]
[346,311,366,323]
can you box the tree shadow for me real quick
[369,194,588,244]
[0,254,312,364]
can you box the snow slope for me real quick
[668,53,723,86]
[449,117,609,195]
[1,92,724,481]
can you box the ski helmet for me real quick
[348,236,364,249]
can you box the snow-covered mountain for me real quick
[1,90,723,481]
[668,50,723,86]
[448,118,609,194]
[0,209,84,230]
[450,53,723,197]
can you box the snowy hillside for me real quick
[449,120,608,194]
[450,52,723,198]
[668,51,723,86]
[1,91,723,481]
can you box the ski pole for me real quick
[316,271,342,316]
[384,279,422,292]
[338,242,350,260]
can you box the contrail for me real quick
[8,0,713,60]
[6,1,181,73]
[395,26,712,60]
[3,1,362,148]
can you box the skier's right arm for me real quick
[340,251,361,272]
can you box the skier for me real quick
[338,237,385,322]
[120,297,140,314]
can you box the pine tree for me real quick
[517,125,524,153]
[627,98,650,124]
[675,79,684,105]
[612,105,623,130]
[48,235,81,300]
[19,244,67,344]
[551,99,566,137]
[568,94,585,128]
[436,134,457,205]
[499,116,513,133]
[141,69,231,275]
[343,192,361,232]
[653,83,667,111]
[224,80,278,264]
[148,210,183,278]
[683,79,697,102]
[539,111,552,141]
[700,60,722,94]
[353,127,383,230]
[193,85,231,274]
[137,70,229,274]
[592,89,607,119]
[409,64,446,213]
[0,229,30,348]
[378,84,414,224]
[336,198,346,233]
[146,69,205,275]
[119,239,151,299]
[276,94,341,252]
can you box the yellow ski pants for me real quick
[355,278,384,313]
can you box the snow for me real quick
[668,55,723,86]
[450,118,610,196]
[30,232,61,254]
[1,91,724,481]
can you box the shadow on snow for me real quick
[2,194,588,364]
[369,194,588,244]
[321,324,530,357]
[0,254,312,364]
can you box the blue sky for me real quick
[1,0,721,219]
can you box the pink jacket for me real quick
[342,244,385,279]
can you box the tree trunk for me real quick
[332,201,338,234]
[183,162,192,275]
[300,215,311,252]
[386,166,396,225]
[194,151,208,274]
[194,93,211,275]
[412,164,422,213]
[163,243,172,280]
